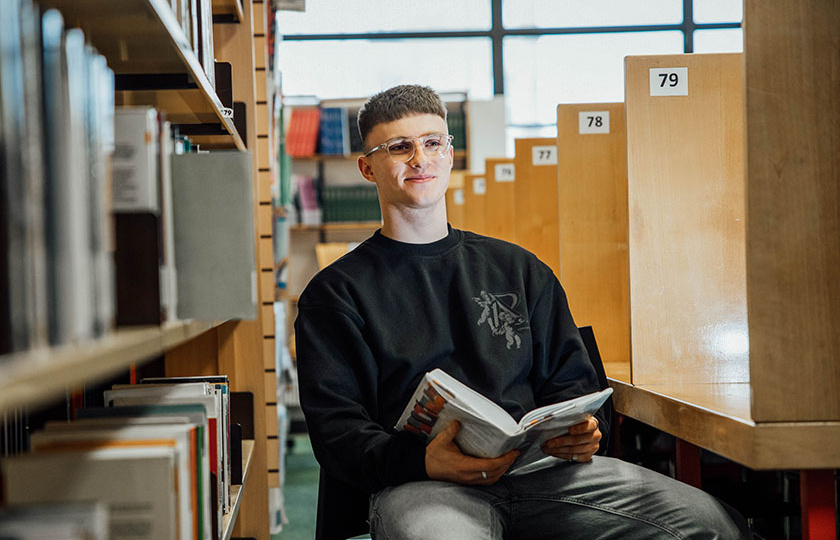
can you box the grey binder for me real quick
[171,151,257,321]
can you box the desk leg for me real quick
[675,439,702,489]
[800,470,836,540]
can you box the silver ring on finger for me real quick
[481,471,488,479]
[571,454,578,462]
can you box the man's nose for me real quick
[406,139,428,167]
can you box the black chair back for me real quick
[316,470,370,540]
[577,325,616,456]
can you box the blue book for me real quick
[318,107,349,155]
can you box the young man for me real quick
[295,85,750,539]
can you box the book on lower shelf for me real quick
[3,446,180,540]
[29,422,205,540]
[395,368,613,475]
[292,174,321,225]
[0,502,108,540]
[321,185,381,223]
[103,380,231,533]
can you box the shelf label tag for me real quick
[578,111,610,134]
[495,163,515,182]
[453,189,465,205]
[649,67,688,96]
[532,146,558,165]
[473,177,486,195]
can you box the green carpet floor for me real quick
[273,434,319,539]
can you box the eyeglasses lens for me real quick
[386,134,450,162]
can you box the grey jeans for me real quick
[369,456,751,540]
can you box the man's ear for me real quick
[357,155,376,184]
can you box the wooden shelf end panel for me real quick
[611,380,840,470]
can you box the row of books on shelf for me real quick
[166,0,216,88]
[284,101,466,158]
[1,376,243,540]
[289,175,382,226]
[1,2,115,355]
[0,0,257,357]
[113,107,257,329]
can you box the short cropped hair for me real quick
[357,85,447,149]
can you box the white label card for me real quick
[531,146,558,165]
[578,111,610,134]
[495,163,515,182]
[649,67,688,96]
[473,178,486,195]
[453,189,465,205]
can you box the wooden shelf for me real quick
[604,361,630,384]
[212,0,244,23]
[610,379,840,470]
[221,439,255,540]
[0,321,221,413]
[40,0,244,150]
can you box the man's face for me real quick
[357,113,454,214]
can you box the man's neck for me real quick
[380,203,449,244]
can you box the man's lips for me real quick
[405,175,434,182]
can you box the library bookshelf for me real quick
[443,7,837,527]
[618,44,840,469]
[43,0,245,150]
[2,0,276,537]
[0,321,219,413]
[222,440,255,540]
[548,3,837,534]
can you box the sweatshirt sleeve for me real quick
[528,277,611,451]
[294,299,428,493]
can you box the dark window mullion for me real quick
[492,0,504,95]
[683,0,696,53]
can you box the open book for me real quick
[395,368,613,475]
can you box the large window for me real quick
[277,38,494,101]
[693,29,743,53]
[276,0,492,33]
[276,0,742,145]
[692,0,743,24]
[504,31,683,126]
[502,0,683,28]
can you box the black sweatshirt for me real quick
[294,226,606,493]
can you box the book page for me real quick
[394,370,517,458]
[517,388,613,430]
[509,388,613,473]
[430,369,519,435]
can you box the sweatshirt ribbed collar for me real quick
[367,225,461,258]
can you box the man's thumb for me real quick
[439,420,460,442]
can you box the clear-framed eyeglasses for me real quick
[363,133,454,163]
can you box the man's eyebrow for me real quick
[386,131,444,141]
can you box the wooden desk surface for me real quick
[610,379,840,470]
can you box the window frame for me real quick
[279,0,742,127]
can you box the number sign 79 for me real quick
[649,67,688,96]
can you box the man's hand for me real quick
[425,421,519,485]
[540,416,601,463]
